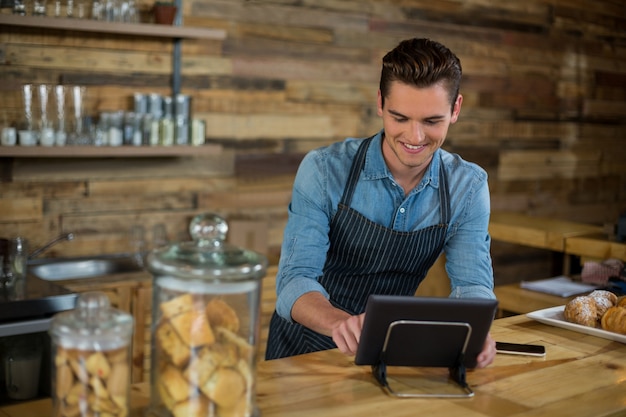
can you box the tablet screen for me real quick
[354,295,498,369]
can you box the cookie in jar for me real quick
[49,291,134,417]
[146,213,267,417]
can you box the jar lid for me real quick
[146,213,267,283]
[50,291,133,350]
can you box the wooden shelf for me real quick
[0,144,223,158]
[0,15,226,40]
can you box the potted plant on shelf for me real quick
[152,1,177,25]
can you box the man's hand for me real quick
[331,314,365,355]
[475,332,496,368]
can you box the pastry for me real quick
[617,297,626,308]
[563,296,597,327]
[601,306,626,335]
[588,290,617,319]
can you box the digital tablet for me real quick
[354,295,498,369]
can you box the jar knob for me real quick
[189,213,228,247]
[75,291,111,324]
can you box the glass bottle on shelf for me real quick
[159,96,174,146]
[12,0,27,15]
[54,85,67,146]
[108,111,123,146]
[66,0,74,17]
[33,0,47,16]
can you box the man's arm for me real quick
[291,291,364,355]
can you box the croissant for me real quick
[600,306,626,335]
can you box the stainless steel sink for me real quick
[28,254,144,281]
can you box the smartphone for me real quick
[495,341,546,357]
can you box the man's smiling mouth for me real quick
[403,142,424,150]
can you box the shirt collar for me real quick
[363,130,440,190]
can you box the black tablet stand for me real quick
[371,320,474,398]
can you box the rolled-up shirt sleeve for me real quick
[444,164,496,300]
[275,151,334,321]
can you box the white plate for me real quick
[526,306,626,344]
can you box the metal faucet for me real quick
[29,232,75,259]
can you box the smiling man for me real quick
[266,38,497,368]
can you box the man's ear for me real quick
[376,89,384,117]
[450,94,463,124]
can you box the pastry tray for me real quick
[526,306,626,344]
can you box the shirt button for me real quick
[399,207,405,214]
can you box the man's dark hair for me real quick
[379,38,462,112]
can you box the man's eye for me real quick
[424,120,440,125]
[393,117,407,123]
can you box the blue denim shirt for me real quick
[275,131,495,321]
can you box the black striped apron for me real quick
[265,137,451,360]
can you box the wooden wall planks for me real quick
[0,0,624,272]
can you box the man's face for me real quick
[377,81,462,173]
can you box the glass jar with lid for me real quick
[49,291,134,417]
[146,213,268,417]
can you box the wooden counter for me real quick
[494,282,578,315]
[489,211,603,252]
[2,315,625,417]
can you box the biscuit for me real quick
[106,346,128,364]
[218,400,250,417]
[170,310,216,348]
[107,361,130,397]
[55,363,74,399]
[201,367,245,408]
[160,293,194,320]
[69,356,90,384]
[89,392,119,414]
[85,351,111,379]
[216,327,253,359]
[172,395,210,417]
[184,347,221,387]
[156,321,191,367]
[89,375,108,399]
[206,298,240,333]
[160,364,193,403]
[66,381,89,406]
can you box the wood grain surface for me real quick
[1,315,624,417]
